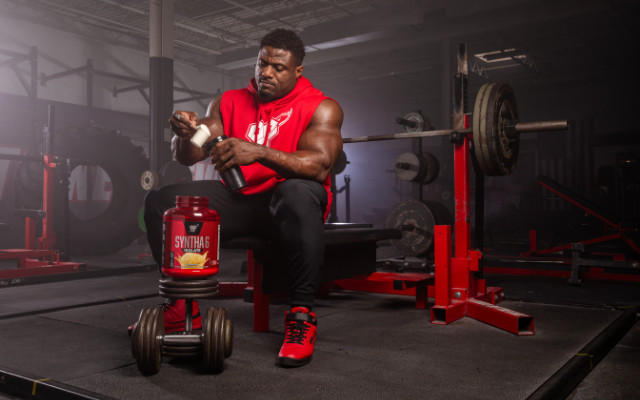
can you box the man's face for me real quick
[254,46,303,101]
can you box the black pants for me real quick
[144,179,327,309]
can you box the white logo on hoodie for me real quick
[244,108,293,147]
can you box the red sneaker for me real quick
[127,299,202,335]
[277,307,317,368]
[164,299,202,333]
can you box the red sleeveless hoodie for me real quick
[219,76,333,219]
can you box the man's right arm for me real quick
[170,95,224,166]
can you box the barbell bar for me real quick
[342,82,569,176]
[343,128,461,143]
[342,121,567,143]
[511,120,569,133]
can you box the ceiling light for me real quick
[474,48,527,64]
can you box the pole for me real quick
[149,0,174,174]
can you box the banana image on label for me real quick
[175,251,209,268]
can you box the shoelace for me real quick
[161,303,200,322]
[285,320,310,344]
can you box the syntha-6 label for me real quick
[173,235,210,252]
[164,219,219,269]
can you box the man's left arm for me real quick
[211,98,343,182]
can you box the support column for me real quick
[149,0,174,173]
[440,39,451,139]
[439,38,453,205]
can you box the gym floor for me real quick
[0,246,638,400]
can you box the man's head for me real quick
[254,29,306,101]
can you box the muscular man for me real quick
[144,28,343,368]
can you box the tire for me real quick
[15,126,149,255]
[60,127,148,255]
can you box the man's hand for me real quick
[169,111,198,138]
[211,137,264,172]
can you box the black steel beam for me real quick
[94,69,146,84]
[526,308,639,400]
[40,65,88,85]
[0,54,28,69]
[174,93,215,104]
[0,367,115,400]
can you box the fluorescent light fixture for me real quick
[307,31,387,51]
[216,56,256,70]
[474,48,527,63]
[217,31,387,70]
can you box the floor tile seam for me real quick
[614,343,640,351]
[500,300,625,311]
[36,314,133,334]
[63,361,137,385]
[0,265,156,283]
[0,293,158,320]
[0,276,159,297]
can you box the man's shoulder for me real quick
[310,98,343,123]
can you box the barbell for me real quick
[343,82,568,176]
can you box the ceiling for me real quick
[0,0,635,95]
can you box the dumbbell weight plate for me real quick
[221,309,233,358]
[202,307,225,373]
[131,306,163,375]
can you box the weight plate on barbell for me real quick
[472,82,519,176]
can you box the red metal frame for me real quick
[426,43,534,335]
[215,250,269,332]
[246,249,270,332]
[429,115,534,336]
[1,151,84,279]
[217,281,247,297]
[333,271,434,309]
[522,179,640,257]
